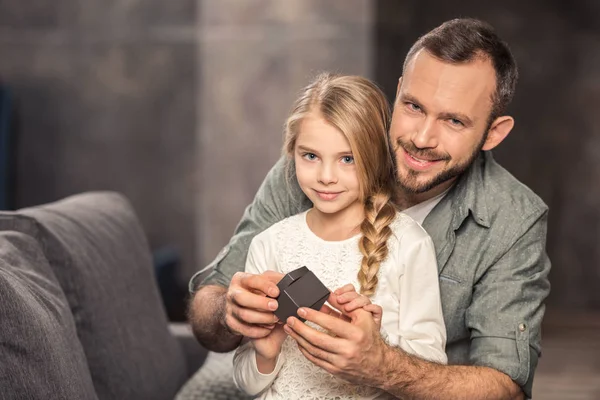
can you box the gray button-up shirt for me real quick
[191,151,551,398]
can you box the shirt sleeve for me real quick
[466,209,551,399]
[232,230,284,396]
[189,157,310,292]
[233,339,286,397]
[387,221,448,364]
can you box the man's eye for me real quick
[407,102,421,112]
[449,118,464,126]
[341,156,354,164]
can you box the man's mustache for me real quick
[395,138,451,162]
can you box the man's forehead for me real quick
[401,50,496,113]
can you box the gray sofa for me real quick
[0,192,216,399]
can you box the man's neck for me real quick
[395,178,457,211]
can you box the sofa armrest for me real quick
[170,323,209,377]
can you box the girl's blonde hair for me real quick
[283,73,397,296]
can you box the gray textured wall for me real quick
[0,0,198,279]
[0,0,374,282]
[196,0,374,267]
[376,0,600,309]
[1,1,598,310]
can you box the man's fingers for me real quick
[284,321,345,362]
[241,273,280,298]
[326,293,347,315]
[295,338,341,376]
[229,288,278,312]
[286,313,350,351]
[319,303,342,318]
[230,303,278,325]
[226,315,272,339]
[262,270,285,284]
[319,304,351,322]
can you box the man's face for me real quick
[390,50,497,196]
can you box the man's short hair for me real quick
[404,18,518,121]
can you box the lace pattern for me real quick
[266,213,409,399]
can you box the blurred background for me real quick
[0,1,598,398]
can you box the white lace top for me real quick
[233,211,447,400]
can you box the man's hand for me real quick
[283,300,388,387]
[224,270,284,339]
[283,296,525,400]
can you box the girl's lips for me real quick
[314,190,341,201]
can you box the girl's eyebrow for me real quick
[296,145,318,153]
[297,145,352,157]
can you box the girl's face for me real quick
[294,113,363,224]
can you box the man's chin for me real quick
[396,172,438,194]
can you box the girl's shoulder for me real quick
[389,211,431,245]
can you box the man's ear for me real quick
[482,115,514,151]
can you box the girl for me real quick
[233,73,446,399]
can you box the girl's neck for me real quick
[306,203,364,241]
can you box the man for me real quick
[188,18,550,399]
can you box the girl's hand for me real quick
[253,323,288,373]
[332,284,383,329]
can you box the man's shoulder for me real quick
[251,211,306,244]
[481,152,548,222]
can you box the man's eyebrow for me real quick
[400,92,474,127]
[398,93,424,108]
[438,111,474,127]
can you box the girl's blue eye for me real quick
[303,153,317,160]
[341,156,354,164]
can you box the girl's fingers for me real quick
[333,284,356,296]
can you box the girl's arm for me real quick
[391,223,447,364]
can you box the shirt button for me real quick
[519,323,527,332]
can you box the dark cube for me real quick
[273,266,330,322]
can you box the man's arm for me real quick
[380,347,524,400]
[188,285,241,352]
[286,209,550,399]
[187,157,310,352]
[285,306,524,400]
[379,211,550,399]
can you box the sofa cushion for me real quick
[176,352,251,400]
[18,192,188,400]
[0,228,98,400]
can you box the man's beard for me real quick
[394,133,487,194]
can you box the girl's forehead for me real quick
[296,116,352,153]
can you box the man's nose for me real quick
[412,117,439,149]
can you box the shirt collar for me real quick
[448,151,491,229]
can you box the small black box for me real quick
[273,266,330,322]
